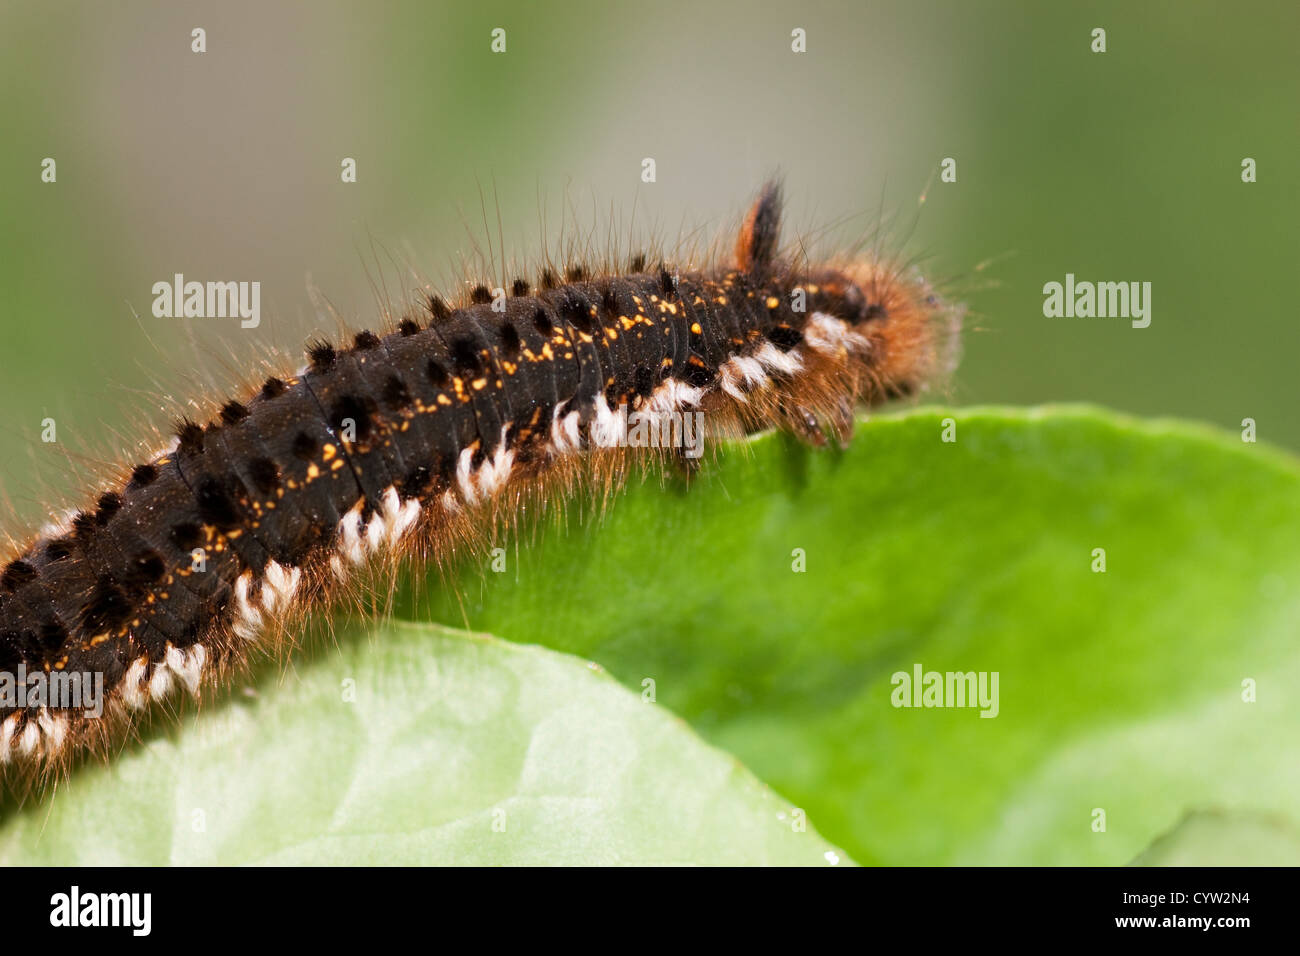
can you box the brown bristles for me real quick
[307,341,337,371]
[94,492,122,524]
[1,561,36,592]
[175,418,205,454]
[220,400,249,425]
[734,179,782,275]
[130,463,158,487]
[427,295,451,320]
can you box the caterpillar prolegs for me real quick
[0,181,961,778]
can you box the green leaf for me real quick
[6,405,1294,866]
[0,623,848,865]
[1130,810,1300,866]
[395,405,1300,865]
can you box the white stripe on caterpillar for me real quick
[805,312,871,355]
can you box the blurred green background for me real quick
[1,0,1297,534]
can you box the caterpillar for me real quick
[0,180,961,782]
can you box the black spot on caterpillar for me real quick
[0,180,961,782]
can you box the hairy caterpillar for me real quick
[0,180,960,781]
